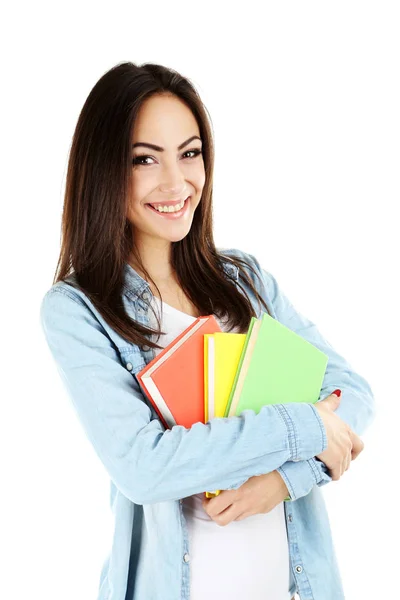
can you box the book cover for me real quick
[232,311,329,416]
[205,332,247,421]
[136,315,222,429]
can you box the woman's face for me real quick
[127,94,206,248]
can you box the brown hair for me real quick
[53,61,271,350]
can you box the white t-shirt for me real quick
[148,296,294,600]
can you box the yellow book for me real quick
[204,333,211,423]
[204,332,246,498]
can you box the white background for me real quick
[2,2,399,599]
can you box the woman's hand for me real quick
[315,391,364,480]
[201,470,289,526]
[202,391,365,526]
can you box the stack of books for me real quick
[136,311,329,498]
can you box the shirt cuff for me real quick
[273,402,328,461]
[277,457,333,501]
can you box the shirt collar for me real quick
[122,258,239,301]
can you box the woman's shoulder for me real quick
[40,275,91,314]
[39,273,109,341]
[39,278,135,359]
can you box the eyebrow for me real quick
[132,135,202,152]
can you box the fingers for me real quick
[344,449,352,473]
[202,489,238,516]
[330,436,355,481]
[333,432,364,480]
[330,464,341,481]
[207,502,243,526]
[342,430,363,476]
[349,429,364,461]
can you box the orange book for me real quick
[136,315,222,430]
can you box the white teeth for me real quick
[150,198,186,213]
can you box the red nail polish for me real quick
[332,389,342,397]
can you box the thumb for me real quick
[323,389,342,406]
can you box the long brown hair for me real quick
[53,61,271,350]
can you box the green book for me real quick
[224,311,329,417]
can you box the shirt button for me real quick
[140,345,150,352]
[183,553,190,563]
[142,291,151,302]
[288,514,293,522]
[126,362,133,371]
[295,565,303,573]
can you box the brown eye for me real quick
[132,148,202,167]
[132,155,154,166]
[183,149,202,159]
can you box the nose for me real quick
[159,161,187,195]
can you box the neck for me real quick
[128,241,175,284]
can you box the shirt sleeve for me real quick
[244,252,377,501]
[40,287,329,505]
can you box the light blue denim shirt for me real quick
[39,247,376,600]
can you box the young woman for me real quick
[40,61,375,600]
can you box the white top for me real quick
[148,296,294,600]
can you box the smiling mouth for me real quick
[146,196,190,214]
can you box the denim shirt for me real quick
[39,247,376,600]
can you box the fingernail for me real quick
[332,389,342,397]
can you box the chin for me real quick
[164,229,193,243]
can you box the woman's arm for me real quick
[246,253,376,500]
[40,287,328,505]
